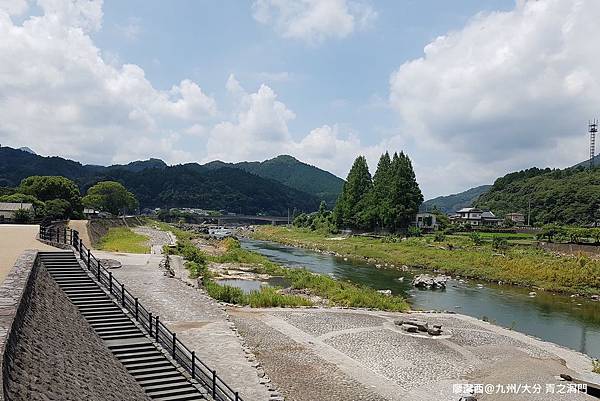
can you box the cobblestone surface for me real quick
[231,311,388,401]
[326,328,473,390]
[109,253,271,401]
[230,308,597,401]
[272,309,385,337]
[6,267,151,401]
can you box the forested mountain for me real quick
[421,185,491,214]
[204,155,344,206]
[0,146,319,215]
[476,166,600,225]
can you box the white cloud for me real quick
[206,76,378,178]
[117,16,141,41]
[390,0,600,193]
[0,0,216,165]
[252,0,376,44]
[0,0,29,15]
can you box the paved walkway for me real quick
[67,220,92,249]
[103,251,271,401]
[0,225,57,284]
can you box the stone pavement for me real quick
[103,251,272,401]
[230,307,598,401]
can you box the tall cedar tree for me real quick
[333,156,373,229]
[369,152,393,230]
[389,152,424,231]
[334,152,423,232]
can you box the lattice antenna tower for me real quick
[591,119,598,168]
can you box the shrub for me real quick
[434,232,446,242]
[407,226,422,237]
[13,208,32,223]
[469,232,483,245]
[492,237,509,251]
[204,281,246,304]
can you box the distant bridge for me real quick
[208,215,290,226]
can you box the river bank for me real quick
[249,226,600,297]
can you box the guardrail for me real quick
[39,226,244,401]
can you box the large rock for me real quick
[412,274,448,289]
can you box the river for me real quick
[240,238,600,358]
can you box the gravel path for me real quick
[6,267,151,401]
[132,226,176,254]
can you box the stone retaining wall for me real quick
[0,250,38,401]
[0,251,151,401]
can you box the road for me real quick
[0,224,57,284]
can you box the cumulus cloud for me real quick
[0,0,28,15]
[252,0,376,44]
[0,0,215,164]
[206,76,377,178]
[390,0,600,175]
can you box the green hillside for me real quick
[421,185,491,214]
[206,155,344,206]
[0,146,319,215]
[476,166,600,225]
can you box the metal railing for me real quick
[39,226,243,401]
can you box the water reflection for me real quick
[241,238,600,357]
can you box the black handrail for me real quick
[39,226,243,401]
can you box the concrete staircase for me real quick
[39,251,206,401]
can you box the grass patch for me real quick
[98,227,150,253]
[205,281,313,307]
[593,360,600,374]
[251,226,600,296]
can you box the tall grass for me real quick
[251,226,600,295]
[98,227,150,253]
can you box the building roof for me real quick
[481,211,496,218]
[457,207,483,213]
[0,202,33,211]
[505,212,525,216]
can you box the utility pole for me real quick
[287,208,290,225]
[527,198,531,227]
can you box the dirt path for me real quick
[68,220,92,249]
[0,225,57,284]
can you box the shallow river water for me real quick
[241,238,600,358]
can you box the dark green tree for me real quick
[82,181,138,216]
[389,152,424,231]
[18,176,82,217]
[369,152,393,230]
[333,156,373,229]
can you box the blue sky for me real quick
[1,0,598,199]
[93,0,513,146]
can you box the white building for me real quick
[451,207,502,226]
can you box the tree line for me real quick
[0,176,138,222]
[294,152,423,233]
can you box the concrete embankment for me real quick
[0,251,151,401]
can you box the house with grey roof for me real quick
[0,202,34,220]
[450,207,502,227]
